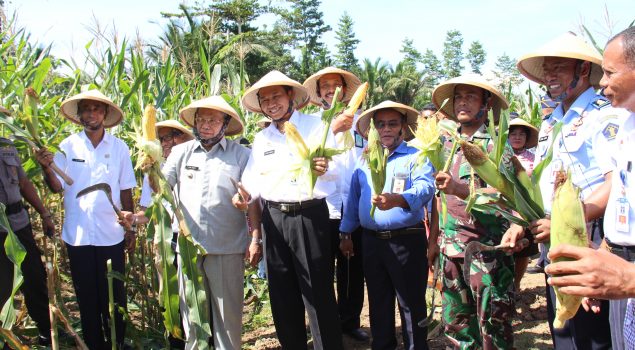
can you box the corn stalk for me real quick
[0,204,26,332]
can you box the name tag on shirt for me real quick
[264,150,275,156]
[539,136,548,142]
[617,197,630,233]
[72,158,85,162]
[391,174,407,194]
[185,165,199,171]
[354,131,364,148]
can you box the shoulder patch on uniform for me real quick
[592,98,611,109]
[602,123,620,140]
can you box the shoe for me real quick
[344,328,370,342]
[526,265,544,274]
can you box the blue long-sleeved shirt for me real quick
[339,141,435,232]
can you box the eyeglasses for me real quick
[375,120,402,130]
[159,131,183,143]
[194,117,224,127]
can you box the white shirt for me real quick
[604,112,635,245]
[243,110,338,202]
[54,131,136,246]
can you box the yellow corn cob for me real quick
[551,170,588,328]
[459,140,515,202]
[365,119,388,218]
[137,105,162,172]
[23,87,41,145]
[345,82,369,115]
[142,105,157,141]
[284,121,309,159]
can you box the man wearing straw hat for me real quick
[303,66,369,342]
[160,96,257,350]
[339,100,434,349]
[36,90,136,349]
[431,74,515,349]
[504,32,630,349]
[240,70,342,350]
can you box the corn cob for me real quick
[142,104,157,141]
[459,140,516,203]
[345,82,369,115]
[408,116,444,171]
[365,119,388,218]
[137,105,162,173]
[284,122,310,160]
[23,87,41,145]
[550,170,588,329]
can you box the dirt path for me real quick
[242,270,552,350]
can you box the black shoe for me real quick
[344,328,370,342]
[527,265,544,274]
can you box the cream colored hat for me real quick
[432,74,509,122]
[303,67,362,106]
[517,32,603,87]
[242,70,310,113]
[356,100,419,140]
[508,117,539,149]
[179,96,244,136]
[0,106,12,115]
[60,90,124,128]
[155,120,194,141]
[256,117,271,129]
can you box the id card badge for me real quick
[391,172,407,194]
[617,197,630,233]
[354,131,364,148]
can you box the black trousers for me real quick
[66,241,126,350]
[0,224,50,335]
[329,219,365,332]
[262,200,343,350]
[545,277,612,350]
[363,229,429,350]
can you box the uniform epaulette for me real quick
[592,98,611,109]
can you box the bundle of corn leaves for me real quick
[550,171,588,328]
[364,119,389,218]
[134,105,210,347]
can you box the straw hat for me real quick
[256,117,271,129]
[432,74,509,122]
[60,90,124,128]
[517,32,603,87]
[179,96,244,136]
[155,120,194,141]
[242,70,310,113]
[303,67,362,106]
[508,118,539,149]
[356,100,419,140]
[0,106,12,115]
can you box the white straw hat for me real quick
[242,70,309,113]
[432,74,509,122]
[179,96,244,136]
[155,120,194,141]
[303,67,362,106]
[60,90,124,128]
[356,100,419,140]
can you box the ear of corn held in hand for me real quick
[364,119,388,218]
[336,82,369,149]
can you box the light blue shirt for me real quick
[339,141,434,232]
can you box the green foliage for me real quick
[493,53,523,90]
[334,12,360,74]
[0,204,26,331]
[466,41,486,74]
[442,29,464,78]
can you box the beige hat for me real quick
[0,106,12,115]
[179,96,244,136]
[356,100,419,140]
[432,74,509,122]
[517,32,603,87]
[242,70,310,113]
[303,67,362,106]
[60,90,124,128]
[256,117,271,129]
[508,118,539,149]
[155,120,194,141]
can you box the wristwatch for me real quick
[339,232,351,240]
[251,237,263,245]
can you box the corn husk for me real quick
[364,119,388,218]
[408,116,445,171]
[22,87,41,145]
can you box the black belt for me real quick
[4,201,23,215]
[605,239,635,261]
[266,198,324,213]
[365,225,424,240]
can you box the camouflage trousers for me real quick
[441,251,515,350]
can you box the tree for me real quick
[466,41,486,74]
[493,53,524,90]
[421,49,443,88]
[334,12,360,74]
[400,38,422,67]
[360,58,391,108]
[441,30,464,78]
[384,61,425,107]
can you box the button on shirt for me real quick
[54,131,136,246]
[536,88,627,214]
[339,141,435,232]
[242,111,338,202]
[604,112,635,246]
[162,138,251,255]
[0,140,29,232]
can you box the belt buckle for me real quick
[377,231,392,239]
[280,203,290,213]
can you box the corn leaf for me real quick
[0,204,26,329]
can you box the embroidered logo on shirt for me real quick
[602,123,620,140]
[264,150,275,156]
[72,158,85,162]
[185,165,199,171]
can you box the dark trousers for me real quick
[329,219,365,332]
[363,229,429,350]
[66,241,126,350]
[262,200,343,350]
[0,224,50,335]
[545,277,611,350]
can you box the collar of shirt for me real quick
[262,110,301,138]
[548,87,597,125]
[193,137,227,153]
[80,129,112,148]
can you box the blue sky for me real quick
[8,0,635,74]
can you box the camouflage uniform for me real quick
[440,128,515,350]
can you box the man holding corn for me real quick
[240,71,342,350]
[35,90,136,349]
[430,74,514,349]
[303,66,369,342]
[339,100,434,350]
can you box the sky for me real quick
[5,0,635,75]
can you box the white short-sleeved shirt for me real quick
[242,110,338,202]
[55,131,137,246]
[604,112,635,245]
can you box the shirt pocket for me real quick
[0,154,20,186]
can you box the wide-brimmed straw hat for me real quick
[60,90,124,128]
[356,100,419,140]
[508,117,539,149]
[155,120,194,141]
[432,74,509,122]
[517,32,603,87]
[179,96,244,136]
[242,70,310,113]
[303,67,362,106]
